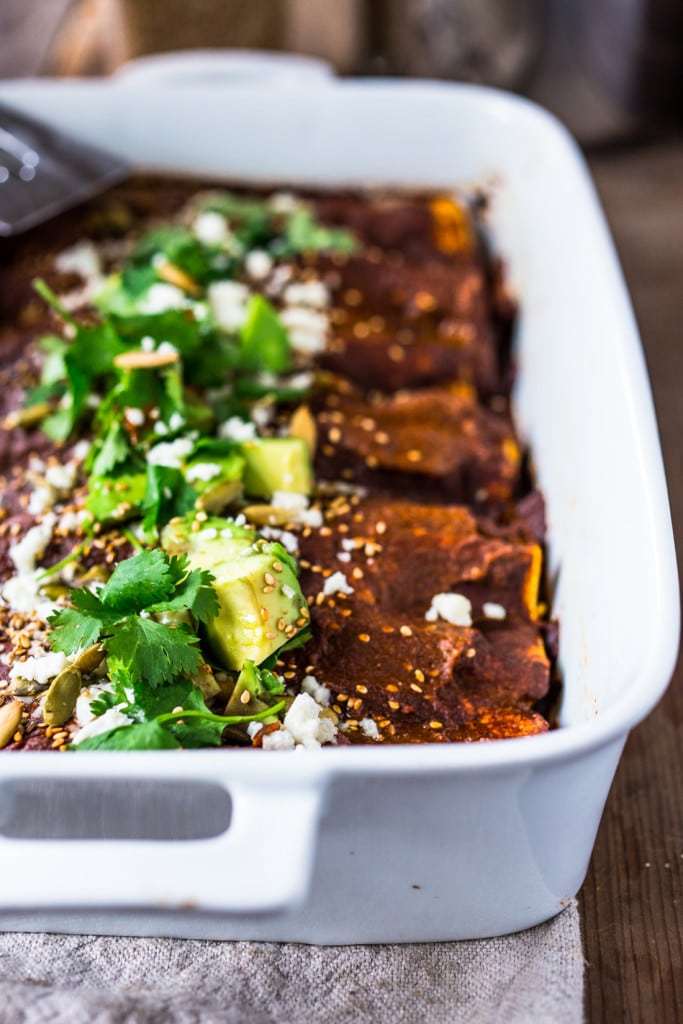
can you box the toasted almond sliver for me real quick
[114,349,179,371]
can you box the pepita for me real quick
[156,260,203,296]
[195,479,243,514]
[72,644,105,675]
[0,700,23,748]
[242,504,295,528]
[2,402,53,430]
[43,666,83,727]
[289,404,317,457]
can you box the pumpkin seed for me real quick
[242,504,296,528]
[72,644,104,675]
[43,666,83,727]
[3,402,53,430]
[156,260,202,296]
[289,404,317,457]
[195,478,243,514]
[0,701,23,748]
[10,676,48,697]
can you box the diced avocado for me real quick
[86,472,147,524]
[161,516,309,671]
[224,659,284,718]
[184,451,245,513]
[241,437,312,498]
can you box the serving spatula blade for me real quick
[0,102,128,237]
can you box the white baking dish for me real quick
[0,57,678,943]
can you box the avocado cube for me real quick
[241,437,312,498]
[162,516,309,671]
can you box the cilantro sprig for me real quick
[48,549,218,688]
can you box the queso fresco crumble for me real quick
[0,179,557,752]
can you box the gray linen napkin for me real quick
[0,904,582,1024]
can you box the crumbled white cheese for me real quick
[336,551,351,563]
[168,411,185,432]
[269,192,300,214]
[283,280,329,309]
[193,210,229,246]
[301,674,331,707]
[28,456,46,474]
[45,461,77,492]
[251,401,274,430]
[54,240,102,282]
[198,527,218,541]
[247,721,264,740]
[9,651,68,687]
[483,601,507,621]
[271,491,309,512]
[138,283,190,314]
[124,407,146,427]
[425,592,473,627]
[9,514,57,576]
[245,249,273,280]
[141,335,156,352]
[185,462,222,484]
[218,416,257,442]
[208,280,250,331]
[261,727,296,751]
[266,264,293,298]
[286,371,314,391]
[282,692,337,749]
[72,439,91,462]
[340,538,356,552]
[156,341,179,359]
[258,527,299,555]
[1,574,54,620]
[28,486,54,516]
[58,510,82,534]
[360,717,380,739]
[146,437,194,469]
[279,306,328,356]
[322,572,354,597]
[269,492,322,528]
[281,583,296,600]
[71,706,133,746]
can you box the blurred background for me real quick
[1,0,683,145]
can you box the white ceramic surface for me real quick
[0,60,678,942]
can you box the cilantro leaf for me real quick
[106,615,203,688]
[75,721,182,751]
[142,464,198,536]
[101,548,178,613]
[276,209,357,257]
[48,605,105,654]
[239,294,291,375]
[149,566,219,624]
[89,420,132,478]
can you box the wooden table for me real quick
[581,142,683,1023]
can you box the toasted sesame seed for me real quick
[277,617,286,631]
[381,625,395,634]
[351,566,364,580]
[400,625,413,637]
[262,585,275,594]
[264,572,276,586]
[388,344,405,362]
[358,633,370,643]
[356,684,368,694]
[414,669,425,683]
[466,648,477,658]
[429,721,444,730]
[406,449,423,463]
[410,683,423,694]
[260,607,269,621]
[386,684,399,693]
[272,561,283,572]
[337,694,349,702]
[240,690,251,705]
[388,700,400,711]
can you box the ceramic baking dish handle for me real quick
[0,778,324,911]
[114,50,335,89]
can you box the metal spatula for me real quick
[0,102,128,237]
